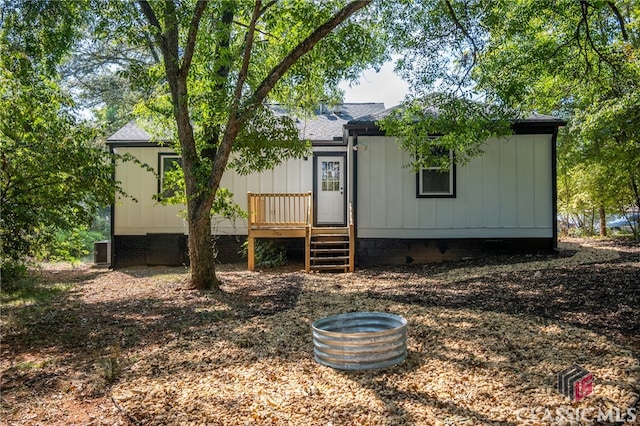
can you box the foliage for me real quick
[383,0,639,239]
[39,227,106,263]
[239,239,287,269]
[156,161,247,223]
[125,0,385,289]
[0,3,119,278]
[0,66,116,271]
[474,0,640,236]
[379,93,514,170]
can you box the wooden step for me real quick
[312,227,348,235]
[311,264,349,271]
[311,240,348,246]
[311,248,349,253]
[311,254,349,260]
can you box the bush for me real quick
[40,227,106,263]
[0,259,28,283]
[240,239,287,268]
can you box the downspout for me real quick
[109,145,116,268]
[351,129,359,265]
[551,126,559,252]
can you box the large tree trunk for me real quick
[187,200,220,290]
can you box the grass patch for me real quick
[1,278,74,307]
[14,359,52,370]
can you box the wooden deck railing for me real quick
[247,192,354,273]
[247,192,312,229]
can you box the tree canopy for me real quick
[0,1,118,277]
[382,0,639,236]
[97,0,388,289]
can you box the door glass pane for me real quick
[322,161,340,191]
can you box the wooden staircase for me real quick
[309,227,352,272]
[247,192,355,273]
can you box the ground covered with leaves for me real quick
[1,238,639,425]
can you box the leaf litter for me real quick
[1,238,639,425]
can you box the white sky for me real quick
[339,61,410,109]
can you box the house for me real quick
[106,103,565,270]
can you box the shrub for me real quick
[240,239,287,268]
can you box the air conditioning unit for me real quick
[94,240,111,265]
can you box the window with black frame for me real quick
[159,154,182,199]
[416,148,455,198]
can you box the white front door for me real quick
[316,154,346,225]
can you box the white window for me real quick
[417,149,455,198]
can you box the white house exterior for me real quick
[345,112,564,265]
[106,104,565,268]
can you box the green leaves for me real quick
[380,94,514,171]
[0,57,116,267]
[229,105,311,175]
[381,0,638,236]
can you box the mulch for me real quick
[1,237,638,425]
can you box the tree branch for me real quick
[233,1,262,108]
[137,1,177,74]
[207,0,372,194]
[181,0,207,76]
[444,0,479,56]
[233,19,277,39]
[206,0,263,185]
[162,0,180,71]
[251,0,372,107]
[607,1,628,41]
[444,0,479,91]
[137,1,162,39]
[202,5,235,160]
[259,0,277,17]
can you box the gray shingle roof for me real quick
[106,120,153,142]
[271,103,386,140]
[520,112,567,123]
[106,103,387,144]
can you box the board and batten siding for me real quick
[113,147,186,235]
[356,135,553,239]
[214,155,313,235]
[215,146,341,233]
[113,146,314,236]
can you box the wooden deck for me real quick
[247,192,354,272]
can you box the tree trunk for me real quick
[599,204,607,237]
[187,200,220,291]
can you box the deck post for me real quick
[305,226,311,272]
[305,192,312,272]
[247,192,254,270]
[247,236,255,271]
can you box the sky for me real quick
[339,61,410,109]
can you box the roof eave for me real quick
[345,117,567,136]
[105,140,166,147]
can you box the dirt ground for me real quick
[1,237,639,425]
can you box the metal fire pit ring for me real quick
[312,312,408,370]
